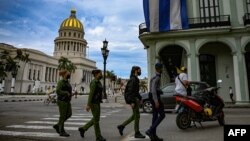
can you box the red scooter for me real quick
[175,87,225,130]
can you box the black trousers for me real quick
[149,100,165,135]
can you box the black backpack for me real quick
[124,79,132,104]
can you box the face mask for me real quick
[137,71,141,76]
[66,74,71,79]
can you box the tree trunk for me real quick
[1,79,5,92]
[20,62,27,93]
[11,77,15,93]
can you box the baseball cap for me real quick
[155,63,163,69]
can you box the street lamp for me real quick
[101,39,109,101]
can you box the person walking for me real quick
[53,70,72,137]
[78,69,106,141]
[145,63,165,141]
[229,86,235,103]
[117,66,145,139]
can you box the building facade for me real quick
[0,9,96,93]
[139,0,250,104]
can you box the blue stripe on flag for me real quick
[143,0,189,32]
[143,0,150,32]
[180,0,189,29]
[159,0,170,31]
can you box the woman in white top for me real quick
[175,67,189,96]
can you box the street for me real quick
[0,95,250,141]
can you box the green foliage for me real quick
[0,49,30,78]
[58,57,77,73]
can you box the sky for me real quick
[0,0,147,79]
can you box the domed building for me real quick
[54,9,87,58]
[0,9,96,93]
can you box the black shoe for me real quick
[53,124,59,134]
[134,132,146,138]
[117,125,124,136]
[60,132,70,137]
[146,130,154,140]
[96,137,106,141]
[78,128,85,138]
[154,135,163,141]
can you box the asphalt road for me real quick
[0,95,250,141]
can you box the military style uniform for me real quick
[117,75,145,138]
[53,79,72,136]
[79,78,105,140]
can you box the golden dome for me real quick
[60,9,83,31]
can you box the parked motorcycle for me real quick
[175,86,225,130]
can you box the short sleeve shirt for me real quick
[175,73,188,95]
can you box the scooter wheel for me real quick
[218,111,225,126]
[176,112,191,130]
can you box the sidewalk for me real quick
[0,94,126,107]
[1,93,249,108]
[0,94,45,102]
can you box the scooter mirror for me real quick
[217,79,222,83]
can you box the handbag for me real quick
[177,75,192,96]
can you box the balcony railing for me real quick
[243,13,250,25]
[139,15,231,35]
[189,15,231,28]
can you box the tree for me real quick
[139,80,148,93]
[58,57,77,73]
[18,49,31,93]
[0,50,9,92]
[106,70,116,95]
[0,52,7,79]
[106,70,115,79]
[4,49,30,93]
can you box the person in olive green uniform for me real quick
[53,70,72,137]
[78,69,106,141]
[117,66,145,139]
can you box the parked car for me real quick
[140,81,210,113]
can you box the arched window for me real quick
[199,54,216,86]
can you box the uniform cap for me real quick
[92,69,102,75]
[155,63,163,69]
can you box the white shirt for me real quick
[175,73,188,96]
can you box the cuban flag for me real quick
[143,0,189,32]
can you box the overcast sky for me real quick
[0,0,147,79]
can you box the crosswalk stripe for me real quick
[42,118,92,121]
[7,125,77,130]
[25,121,85,125]
[0,130,64,138]
[1,110,118,139]
[53,115,107,118]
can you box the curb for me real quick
[3,99,43,102]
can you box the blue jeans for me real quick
[149,100,165,135]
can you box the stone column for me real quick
[188,39,198,81]
[233,38,248,103]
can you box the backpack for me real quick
[124,79,132,104]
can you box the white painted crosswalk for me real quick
[25,121,84,125]
[0,109,121,139]
[0,130,64,138]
